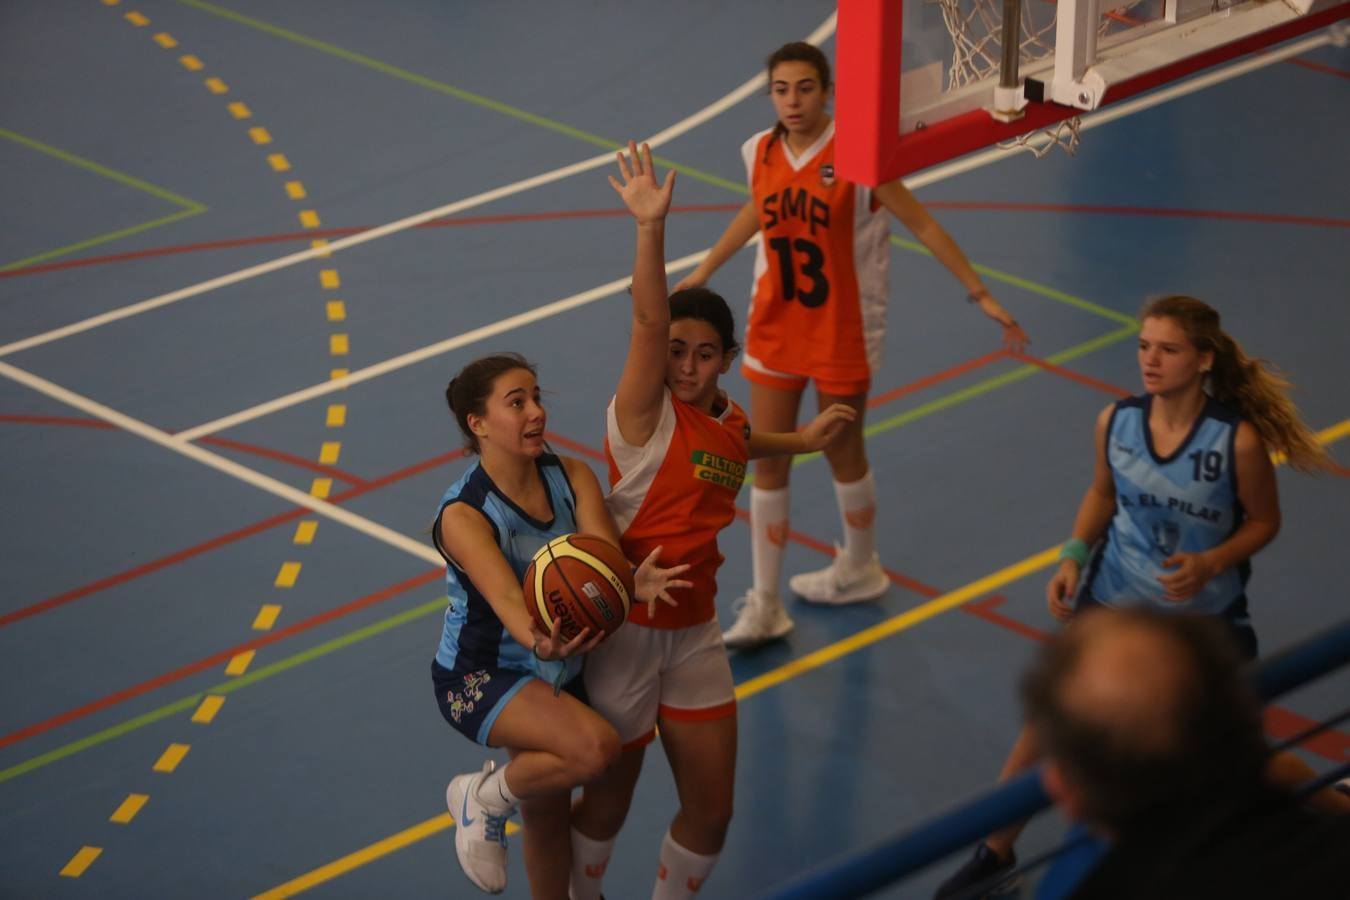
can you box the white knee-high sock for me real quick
[652,830,719,899]
[750,486,790,598]
[569,828,616,900]
[834,471,877,568]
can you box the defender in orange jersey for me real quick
[567,143,855,900]
[676,41,1030,648]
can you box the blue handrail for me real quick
[759,616,1350,900]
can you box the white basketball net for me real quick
[927,0,1144,156]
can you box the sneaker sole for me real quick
[722,620,794,649]
[792,575,889,606]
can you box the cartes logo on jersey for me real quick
[1150,520,1180,557]
[690,450,745,491]
[819,163,835,187]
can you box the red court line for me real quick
[0,446,465,629]
[961,597,1350,762]
[962,594,1053,642]
[1263,706,1350,762]
[926,202,1350,229]
[0,414,364,486]
[1009,351,1131,398]
[868,349,1010,409]
[0,569,442,752]
[1283,58,1350,80]
[0,205,743,279]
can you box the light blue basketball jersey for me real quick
[431,453,581,685]
[1084,395,1248,617]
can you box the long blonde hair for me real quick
[1141,296,1330,472]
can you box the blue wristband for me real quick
[1059,538,1090,567]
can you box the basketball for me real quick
[523,533,634,642]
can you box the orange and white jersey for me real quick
[741,122,890,385]
[604,388,749,629]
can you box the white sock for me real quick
[750,486,790,598]
[476,762,518,813]
[834,471,877,568]
[652,830,719,899]
[569,828,616,900]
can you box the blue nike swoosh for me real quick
[459,784,475,827]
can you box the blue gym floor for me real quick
[2,2,1347,897]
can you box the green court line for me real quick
[0,597,446,785]
[888,235,1137,327]
[787,322,1138,468]
[0,207,204,273]
[173,0,747,194]
[0,128,207,271]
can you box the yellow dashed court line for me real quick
[124,11,149,26]
[192,695,226,724]
[329,334,349,356]
[326,404,346,426]
[152,743,190,773]
[60,846,102,878]
[101,0,120,7]
[226,650,256,676]
[248,127,273,145]
[299,210,320,228]
[268,153,291,171]
[153,32,176,48]
[319,442,341,465]
[326,300,346,321]
[319,269,340,289]
[294,520,318,545]
[330,368,349,380]
[110,793,149,824]
[274,562,302,588]
[311,238,331,258]
[253,604,283,631]
[179,54,203,71]
[228,101,252,119]
[310,478,333,500]
[205,77,228,95]
[285,180,307,199]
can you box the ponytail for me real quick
[1141,296,1330,472]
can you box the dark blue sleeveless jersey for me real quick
[430,453,581,684]
[1084,395,1248,616]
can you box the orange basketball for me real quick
[523,533,634,642]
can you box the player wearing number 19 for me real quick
[935,294,1334,898]
[675,41,1029,648]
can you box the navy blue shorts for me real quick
[431,658,589,746]
[1075,594,1259,661]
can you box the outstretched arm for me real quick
[611,141,677,449]
[874,179,1029,352]
[672,200,759,292]
[748,403,857,459]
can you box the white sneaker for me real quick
[789,546,889,605]
[446,760,512,894]
[722,589,794,649]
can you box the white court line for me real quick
[175,250,709,442]
[0,14,837,363]
[0,359,445,567]
[176,29,1335,441]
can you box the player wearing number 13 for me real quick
[677,42,1029,647]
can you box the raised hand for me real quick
[609,140,675,226]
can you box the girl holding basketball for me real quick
[566,143,855,900]
[431,354,689,899]
[673,41,1029,649]
[936,295,1339,898]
